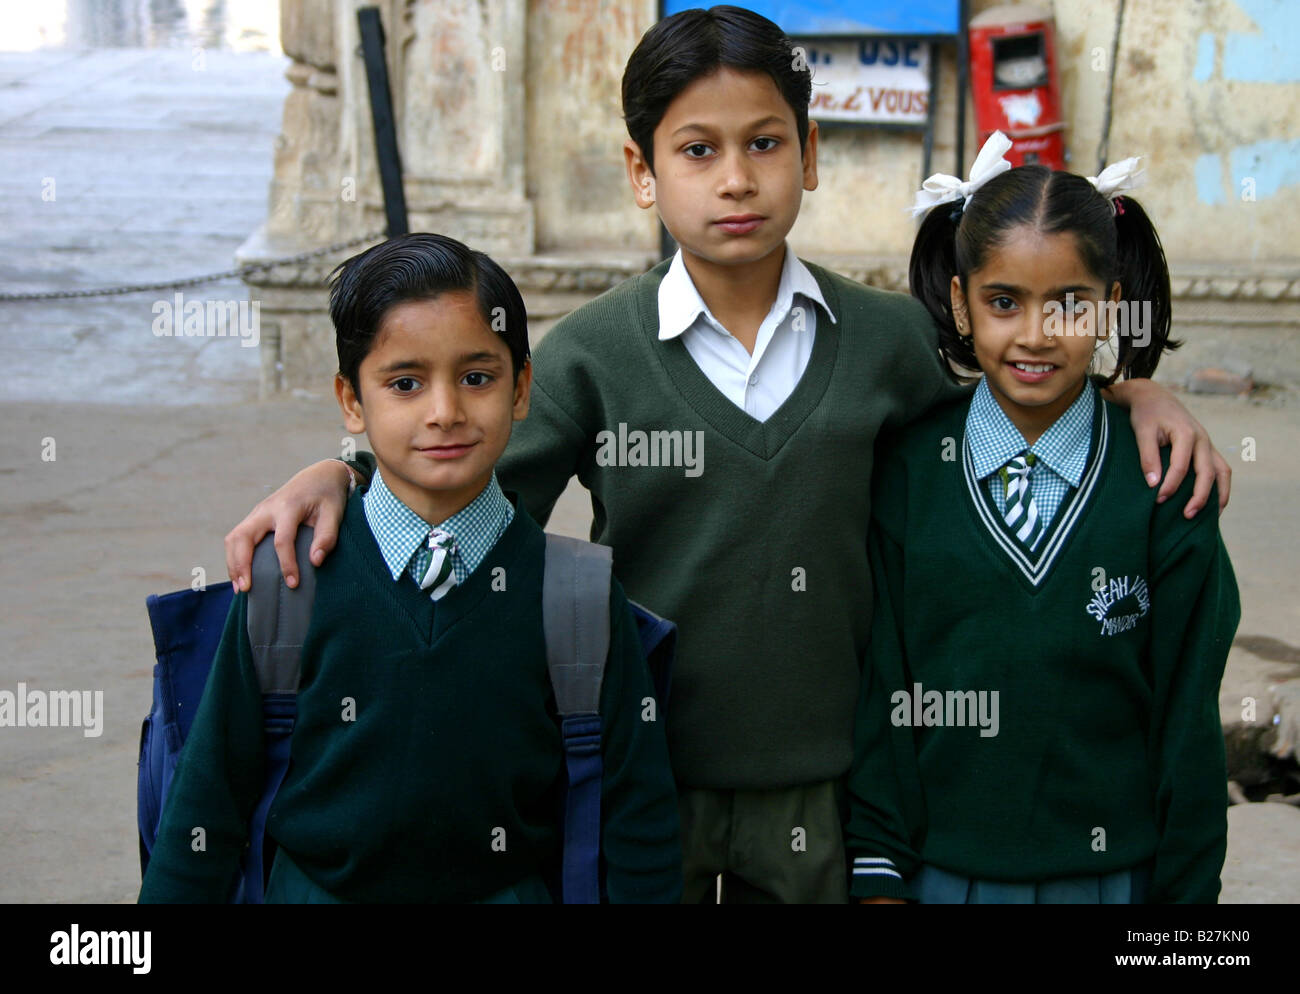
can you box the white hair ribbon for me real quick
[909,131,1014,218]
[1087,156,1145,211]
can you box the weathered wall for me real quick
[795,0,1300,266]
[1055,0,1300,266]
[526,0,658,253]
[248,0,1300,392]
[516,0,1300,267]
[263,0,1300,264]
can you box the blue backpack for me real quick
[137,528,675,904]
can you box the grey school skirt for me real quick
[913,862,1151,904]
[265,848,553,904]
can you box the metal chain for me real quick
[0,231,386,302]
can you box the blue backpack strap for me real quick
[627,600,675,710]
[139,581,236,875]
[542,534,612,905]
[240,526,316,904]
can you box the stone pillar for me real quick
[392,0,535,254]
[239,0,662,395]
[238,0,361,396]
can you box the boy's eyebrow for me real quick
[458,351,506,365]
[375,352,505,374]
[671,115,789,138]
[375,358,428,375]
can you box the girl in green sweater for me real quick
[847,133,1239,904]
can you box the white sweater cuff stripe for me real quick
[853,867,903,879]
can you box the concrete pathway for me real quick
[0,48,287,404]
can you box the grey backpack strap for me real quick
[543,534,613,716]
[246,526,316,694]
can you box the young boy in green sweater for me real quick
[223,6,1229,903]
[141,233,680,903]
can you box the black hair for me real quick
[909,164,1177,384]
[330,232,529,397]
[621,5,812,174]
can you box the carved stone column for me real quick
[391,0,535,254]
[240,0,657,395]
[238,0,362,396]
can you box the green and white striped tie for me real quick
[1000,453,1044,551]
[417,527,458,601]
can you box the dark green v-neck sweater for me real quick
[846,395,1238,903]
[496,257,964,788]
[139,495,681,903]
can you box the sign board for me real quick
[662,1,960,37]
[802,38,931,125]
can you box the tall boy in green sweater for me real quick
[223,7,1228,903]
[142,234,680,903]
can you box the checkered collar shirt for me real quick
[965,376,1097,530]
[362,468,514,587]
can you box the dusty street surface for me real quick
[1,390,1294,903]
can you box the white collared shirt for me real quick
[657,246,836,422]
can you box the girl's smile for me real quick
[1007,361,1059,383]
[951,225,1121,445]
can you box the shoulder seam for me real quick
[530,375,588,440]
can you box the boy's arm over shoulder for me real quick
[139,594,267,903]
[846,461,926,900]
[499,374,588,527]
[498,289,635,526]
[1145,445,1240,903]
[869,390,964,539]
[817,268,971,427]
[595,576,683,904]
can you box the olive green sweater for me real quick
[357,257,962,789]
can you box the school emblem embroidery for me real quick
[1085,574,1150,636]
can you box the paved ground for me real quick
[0,49,1296,904]
[0,48,286,404]
[0,396,594,903]
[2,391,1294,903]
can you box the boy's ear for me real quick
[950,276,970,336]
[624,139,656,209]
[511,358,533,422]
[335,373,366,434]
[801,119,819,192]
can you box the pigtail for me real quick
[908,205,978,379]
[1108,195,1179,381]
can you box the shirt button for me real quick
[748,374,759,386]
